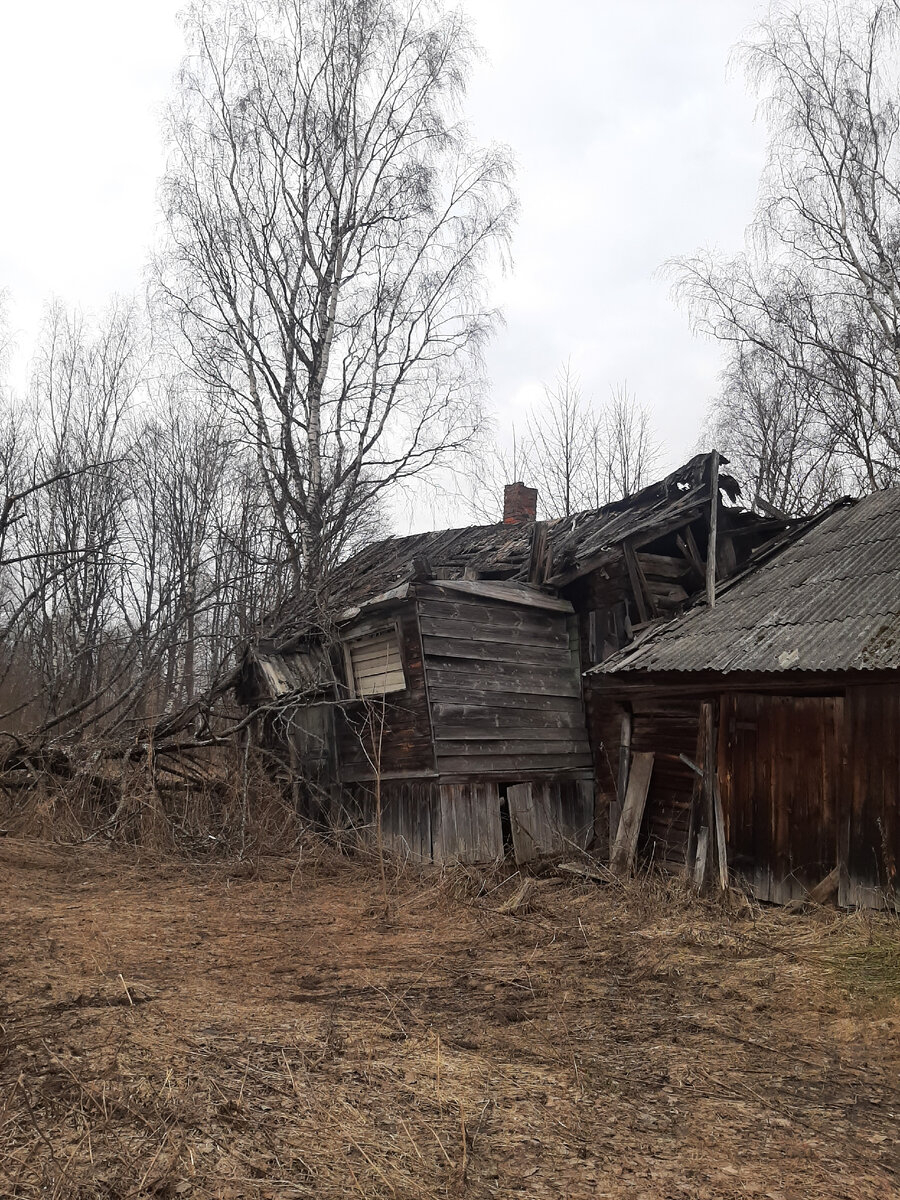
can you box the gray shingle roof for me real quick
[595,488,900,676]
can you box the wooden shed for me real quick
[588,489,900,909]
[237,454,783,866]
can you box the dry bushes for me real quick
[0,744,316,859]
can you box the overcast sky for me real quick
[0,0,767,480]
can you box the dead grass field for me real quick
[1,836,899,1199]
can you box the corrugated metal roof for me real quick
[595,488,900,676]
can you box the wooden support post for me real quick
[693,827,709,888]
[623,540,654,623]
[683,713,708,879]
[611,708,632,853]
[700,700,728,891]
[712,771,728,892]
[610,751,654,877]
[706,451,719,608]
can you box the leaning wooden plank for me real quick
[611,708,632,854]
[706,450,719,607]
[712,773,729,892]
[692,826,709,888]
[609,751,654,877]
[682,713,707,879]
[556,860,618,885]
[498,877,536,914]
[422,579,573,612]
[507,783,541,865]
[622,542,651,623]
[807,865,840,905]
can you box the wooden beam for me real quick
[623,540,656,622]
[612,707,632,848]
[712,769,728,892]
[424,579,573,613]
[692,826,709,888]
[706,451,719,608]
[683,710,708,880]
[636,552,691,580]
[700,700,727,890]
[681,525,705,577]
[527,521,550,584]
[807,865,840,905]
[610,750,654,876]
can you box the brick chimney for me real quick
[503,482,538,524]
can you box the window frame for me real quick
[341,620,408,699]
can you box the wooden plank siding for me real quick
[843,685,900,907]
[335,608,437,782]
[434,782,504,864]
[507,780,594,864]
[718,693,844,905]
[417,584,593,781]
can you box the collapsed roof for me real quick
[256,454,768,652]
[593,486,900,677]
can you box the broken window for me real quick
[343,627,406,697]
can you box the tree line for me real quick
[2,0,900,757]
[676,0,900,514]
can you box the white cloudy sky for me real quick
[0,0,767,478]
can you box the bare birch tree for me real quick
[157,0,515,583]
[499,366,659,521]
[703,343,842,515]
[523,362,590,518]
[672,1,900,501]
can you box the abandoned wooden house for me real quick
[237,452,783,865]
[589,486,900,909]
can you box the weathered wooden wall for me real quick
[507,779,594,863]
[378,780,440,863]
[347,779,503,865]
[718,693,844,904]
[843,684,900,907]
[416,583,592,780]
[335,609,436,782]
[632,700,701,872]
[594,682,899,908]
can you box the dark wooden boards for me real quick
[379,780,439,863]
[335,610,436,782]
[433,781,503,864]
[718,692,843,905]
[419,589,591,779]
[842,685,900,909]
[508,780,594,865]
[419,580,573,613]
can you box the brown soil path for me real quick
[1,839,898,1198]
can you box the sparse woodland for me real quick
[676,0,900,512]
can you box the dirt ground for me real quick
[1,837,899,1199]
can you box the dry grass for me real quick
[0,747,317,860]
[1,838,899,1199]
